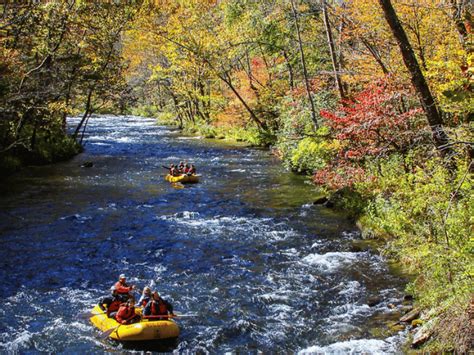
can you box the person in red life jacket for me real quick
[178,161,185,173]
[184,163,191,174]
[142,291,174,319]
[98,286,123,317]
[170,164,179,176]
[188,164,196,175]
[136,286,152,307]
[115,297,140,324]
[114,274,135,302]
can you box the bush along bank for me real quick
[0,125,82,178]
[153,111,277,147]
[273,83,473,352]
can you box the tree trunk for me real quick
[73,89,93,139]
[219,71,267,131]
[282,50,295,91]
[321,0,345,100]
[378,0,453,157]
[290,0,319,129]
[450,0,473,53]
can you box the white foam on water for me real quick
[302,252,360,273]
[298,335,403,354]
[158,213,299,243]
[176,136,203,140]
[0,330,34,352]
[330,303,372,321]
[338,281,363,297]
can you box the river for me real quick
[0,115,407,353]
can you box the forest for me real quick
[1,0,472,352]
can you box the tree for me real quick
[378,0,453,157]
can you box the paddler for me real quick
[98,286,122,317]
[115,297,140,324]
[137,286,152,307]
[170,164,179,176]
[114,274,135,302]
[178,161,185,173]
[143,291,174,319]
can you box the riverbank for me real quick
[0,131,82,179]
[153,114,473,352]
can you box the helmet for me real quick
[110,286,116,292]
[119,274,126,279]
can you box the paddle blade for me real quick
[78,308,105,320]
[99,325,120,339]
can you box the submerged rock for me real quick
[368,296,382,307]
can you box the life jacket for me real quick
[114,281,132,294]
[109,299,122,312]
[141,296,150,307]
[116,304,135,323]
[151,299,168,315]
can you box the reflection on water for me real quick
[0,116,406,353]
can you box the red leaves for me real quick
[315,77,424,189]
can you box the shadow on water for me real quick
[118,338,179,352]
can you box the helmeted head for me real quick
[152,291,160,300]
[143,286,151,295]
[119,274,126,282]
[110,286,117,295]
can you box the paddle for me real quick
[99,324,121,339]
[78,307,106,320]
[161,165,171,170]
[142,313,197,319]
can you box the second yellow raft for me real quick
[165,174,199,184]
[90,305,180,342]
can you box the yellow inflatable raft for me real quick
[90,305,180,342]
[165,174,200,184]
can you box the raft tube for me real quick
[165,174,199,183]
[90,305,179,342]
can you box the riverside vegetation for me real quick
[1,1,473,352]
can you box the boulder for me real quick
[400,307,420,323]
[412,321,433,348]
[368,296,382,307]
[313,197,329,205]
[81,161,93,168]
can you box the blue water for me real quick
[0,116,406,353]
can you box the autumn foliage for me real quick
[315,77,425,189]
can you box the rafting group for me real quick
[97,274,174,324]
[90,274,180,341]
[165,161,200,184]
